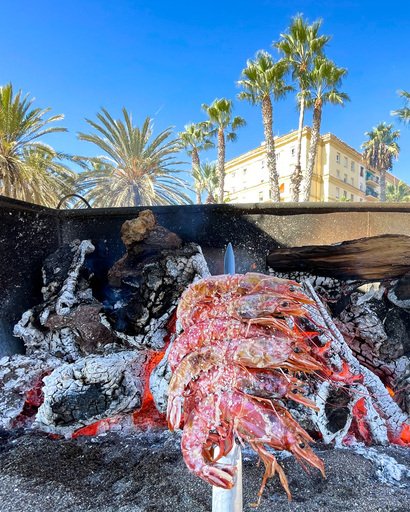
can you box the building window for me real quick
[344,156,348,167]
[344,174,347,183]
[359,183,363,191]
[360,198,363,202]
[351,193,354,201]
[337,170,340,178]
[360,166,364,177]
[336,187,340,198]
[243,168,247,175]
[351,177,354,185]
[291,147,295,157]
[336,152,340,163]
[343,190,347,198]
[351,161,355,172]
[269,189,272,199]
[259,191,264,202]
[261,160,265,168]
[276,153,280,161]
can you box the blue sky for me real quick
[1,0,410,183]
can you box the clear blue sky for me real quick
[1,0,410,182]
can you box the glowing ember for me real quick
[12,373,48,428]
[350,398,372,444]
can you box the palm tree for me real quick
[0,83,75,206]
[386,180,410,202]
[202,98,246,203]
[301,58,349,201]
[391,90,410,125]
[362,123,400,202]
[237,51,292,202]
[178,123,213,204]
[77,109,192,207]
[275,14,331,201]
[192,161,219,203]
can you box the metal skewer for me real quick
[212,243,243,512]
[212,443,243,512]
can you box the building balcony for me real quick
[366,171,379,186]
[366,187,379,198]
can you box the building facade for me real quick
[224,127,399,203]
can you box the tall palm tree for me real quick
[275,14,331,201]
[386,180,410,202]
[237,50,292,202]
[77,109,192,207]
[391,90,410,125]
[301,58,349,201]
[0,83,75,206]
[178,122,213,204]
[202,98,246,203]
[362,123,400,202]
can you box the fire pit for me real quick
[0,196,410,511]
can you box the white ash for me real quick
[305,281,408,440]
[55,240,95,315]
[338,290,388,361]
[269,269,362,303]
[388,280,410,310]
[310,381,388,446]
[0,355,60,429]
[149,323,183,413]
[35,351,146,436]
[343,443,410,487]
[335,286,410,414]
[14,312,82,362]
[13,239,97,362]
[311,381,354,445]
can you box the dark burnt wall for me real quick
[59,202,410,275]
[0,198,60,356]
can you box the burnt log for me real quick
[13,240,104,362]
[35,351,146,436]
[267,235,410,281]
[304,281,408,443]
[104,210,209,348]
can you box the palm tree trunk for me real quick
[291,95,305,202]
[380,169,386,202]
[262,96,280,202]
[217,128,225,203]
[302,103,322,202]
[133,185,142,206]
[192,149,202,204]
[206,192,216,204]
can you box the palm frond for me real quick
[77,109,193,207]
[0,83,74,206]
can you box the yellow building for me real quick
[224,127,399,203]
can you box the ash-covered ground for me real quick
[0,429,409,512]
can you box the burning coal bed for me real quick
[0,209,409,511]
